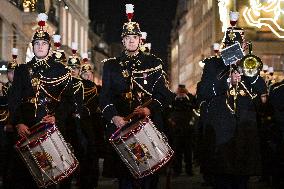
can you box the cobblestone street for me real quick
[89,160,271,189]
[0,161,273,189]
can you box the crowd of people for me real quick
[0,4,284,189]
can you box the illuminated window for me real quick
[62,7,67,44]
[208,0,213,10]
[80,26,84,54]
[12,24,17,48]
[23,0,36,12]
[84,29,88,53]
[74,19,78,44]
[68,12,72,47]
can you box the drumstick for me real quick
[29,121,43,130]
[111,99,153,139]
[29,113,56,130]
[123,99,152,121]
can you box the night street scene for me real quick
[0,0,284,189]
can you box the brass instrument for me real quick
[239,41,263,77]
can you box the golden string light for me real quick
[243,0,284,38]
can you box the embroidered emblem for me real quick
[229,30,236,41]
[122,70,129,77]
[239,90,246,96]
[31,78,40,87]
[71,58,77,64]
[34,151,53,170]
[128,142,152,165]
[126,23,135,32]
[55,52,62,59]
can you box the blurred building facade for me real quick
[170,0,284,93]
[170,0,223,93]
[0,0,109,84]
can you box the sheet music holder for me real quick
[220,42,244,66]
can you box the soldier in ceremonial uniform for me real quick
[99,4,172,189]
[52,34,68,66]
[79,61,101,189]
[56,44,85,189]
[63,43,84,154]
[268,79,284,188]
[1,49,18,189]
[8,13,77,189]
[197,12,267,189]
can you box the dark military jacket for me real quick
[80,79,101,148]
[54,76,83,139]
[9,55,74,128]
[100,51,172,132]
[197,55,267,176]
[81,79,99,118]
[0,82,12,124]
[71,76,84,116]
[269,80,284,134]
[99,51,172,178]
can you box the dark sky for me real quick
[89,0,177,63]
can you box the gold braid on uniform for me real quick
[132,65,163,96]
[0,110,9,122]
[132,64,162,73]
[2,84,9,96]
[39,72,72,101]
[83,85,98,105]
[34,55,52,69]
[1,83,12,122]
[31,71,72,115]
[72,78,84,95]
[226,81,257,113]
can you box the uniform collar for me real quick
[122,50,142,60]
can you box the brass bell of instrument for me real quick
[239,41,263,77]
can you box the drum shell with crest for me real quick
[109,117,174,178]
[15,123,78,188]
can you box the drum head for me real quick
[113,118,149,140]
[16,123,55,148]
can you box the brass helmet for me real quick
[121,4,142,38]
[239,41,263,77]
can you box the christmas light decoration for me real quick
[243,0,284,38]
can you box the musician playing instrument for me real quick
[8,13,77,189]
[99,4,172,189]
[79,61,101,189]
[197,12,267,189]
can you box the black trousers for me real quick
[118,174,159,189]
[214,175,249,189]
[172,135,192,174]
[79,145,99,189]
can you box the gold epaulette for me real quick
[102,57,116,63]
